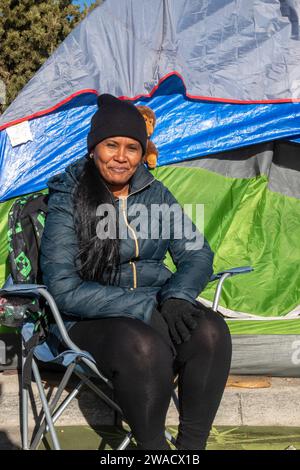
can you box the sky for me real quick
[73,0,95,10]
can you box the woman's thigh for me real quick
[68,316,175,379]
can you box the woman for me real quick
[40,94,232,450]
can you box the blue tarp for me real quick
[1,0,300,201]
[1,75,300,201]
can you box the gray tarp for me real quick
[1,0,300,127]
[231,335,300,377]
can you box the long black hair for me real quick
[73,157,120,284]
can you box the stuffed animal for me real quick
[136,105,158,169]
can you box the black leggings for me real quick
[68,307,232,450]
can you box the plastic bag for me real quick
[0,295,34,327]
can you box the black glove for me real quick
[158,298,200,345]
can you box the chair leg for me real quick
[30,363,80,450]
[21,343,29,450]
[31,359,61,450]
[75,370,123,416]
[117,432,133,450]
[21,386,29,450]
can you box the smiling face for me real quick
[92,136,143,190]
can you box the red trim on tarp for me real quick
[120,71,300,105]
[1,71,300,131]
[0,89,98,131]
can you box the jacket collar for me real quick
[129,162,155,195]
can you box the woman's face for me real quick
[93,136,143,187]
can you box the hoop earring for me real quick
[89,153,94,159]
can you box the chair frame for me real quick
[2,266,252,450]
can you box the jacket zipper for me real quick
[120,197,139,289]
[129,261,137,289]
[119,179,156,289]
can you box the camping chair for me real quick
[0,193,253,450]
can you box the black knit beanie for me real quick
[87,94,147,155]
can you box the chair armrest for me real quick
[1,280,123,386]
[0,284,47,297]
[209,266,253,311]
[1,274,47,297]
[210,266,253,282]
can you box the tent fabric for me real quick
[171,141,300,199]
[0,93,96,202]
[227,319,300,335]
[1,1,300,201]
[230,335,300,377]
[152,162,300,320]
[200,296,300,321]
[1,0,300,131]
[1,75,300,202]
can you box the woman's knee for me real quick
[192,310,231,350]
[208,311,231,340]
[116,318,174,370]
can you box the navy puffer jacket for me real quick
[40,156,214,327]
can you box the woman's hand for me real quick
[159,298,200,345]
